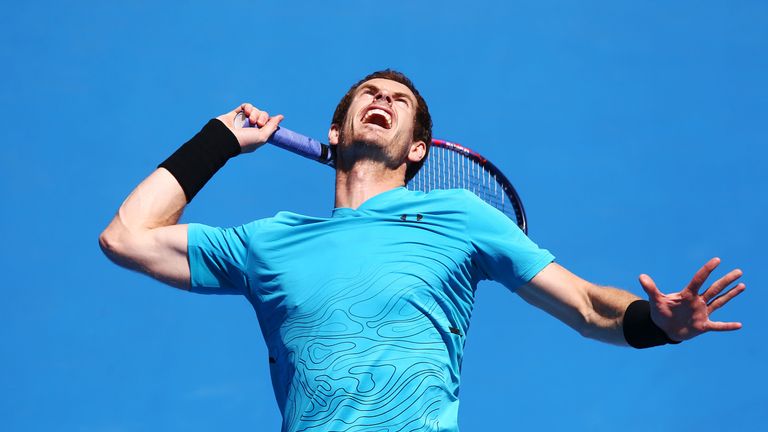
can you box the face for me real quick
[330,78,425,168]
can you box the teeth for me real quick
[363,108,392,128]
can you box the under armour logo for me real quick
[400,214,424,222]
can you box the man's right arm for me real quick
[99,168,192,289]
[98,103,283,290]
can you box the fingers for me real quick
[708,283,746,313]
[212,103,284,154]
[702,268,743,302]
[639,274,662,299]
[260,114,284,137]
[686,257,721,294]
[255,110,269,127]
[705,320,742,332]
[237,103,271,127]
[237,112,283,153]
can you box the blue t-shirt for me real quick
[188,187,554,432]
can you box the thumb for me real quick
[258,114,284,139]
[236,114,284,153]
[639,274,662,300]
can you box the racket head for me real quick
[407,139,528,234]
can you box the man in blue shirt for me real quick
[100,70,745,432]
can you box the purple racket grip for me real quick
[234,112,335,166]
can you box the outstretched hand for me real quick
[639,257,745,342]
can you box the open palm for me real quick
[639,257,745,342]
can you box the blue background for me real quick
[2,1,765,431]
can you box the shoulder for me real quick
[418,188,476,199]
[407,188,482,209]
[231,211,328,239]
[194,211,326,235]
[400,189,499,226]
[267,211,327,226]
[422,188,499,218]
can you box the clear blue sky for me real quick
[2,1,766,431]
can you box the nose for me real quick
[374,90,393,105]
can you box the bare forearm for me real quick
[520,261,738,348]
[581,284,641,345]
[105,168,187,236]
[520,264,642,346]
[104,104,283,235]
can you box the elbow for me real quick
[99,228,126,264]
[99,226,137,266]
[99,229,117,256]
[99,226,154,275]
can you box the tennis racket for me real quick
[234,112,528,233]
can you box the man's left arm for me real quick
[516,257,745,347]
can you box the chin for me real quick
[337,128,406,170]
[345,127,390,148]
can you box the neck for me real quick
[334,160,406,209]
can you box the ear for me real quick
[328,124,340,145]
[407,140,427,164]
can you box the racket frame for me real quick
[426,139,528,234]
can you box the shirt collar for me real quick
[331,186,409,218]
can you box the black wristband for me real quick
[158,119,241,203]
[623,300,681,349]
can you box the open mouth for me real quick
[361,107,393,129]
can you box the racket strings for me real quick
[407,145,517,221]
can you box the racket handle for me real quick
[234,112,335,167]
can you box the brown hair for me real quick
[332,69,432,183]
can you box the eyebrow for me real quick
[358,83,415,104]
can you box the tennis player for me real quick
[99,70,745,431]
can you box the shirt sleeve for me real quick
[465,192,555,291]
[187,222,254,295]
